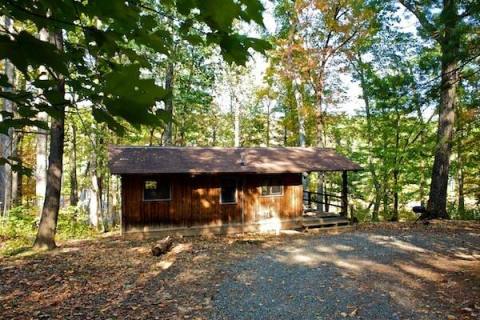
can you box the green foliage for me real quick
[0,206,36,240]
[0,206,37,256]
[448,204,480,221]
[0,206,98,256]
[0,0,270,167]
[56,206,98,240]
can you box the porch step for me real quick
[301,216,350,229]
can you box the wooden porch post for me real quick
[341,171,348,217]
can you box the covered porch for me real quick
[300,170,352,229]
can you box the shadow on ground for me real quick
[0,222,479,320]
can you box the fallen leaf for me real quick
[349,308,358,317]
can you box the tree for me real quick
[0,0,270,248]
[33,29,65,249]
[399,0,480,218]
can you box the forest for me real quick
[0,0,479,254]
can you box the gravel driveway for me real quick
[211,228,480,320]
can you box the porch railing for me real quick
[303,190,346,215]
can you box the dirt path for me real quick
[1,221,479,319]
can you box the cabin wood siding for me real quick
[121,173,302,231]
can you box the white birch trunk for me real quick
[35,28,49,212]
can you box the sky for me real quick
[215,2,419,116]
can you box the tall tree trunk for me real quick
[162,62,174,146]
[11,71,24,206]
[69,123,78,206]
[33,29,65,250]
[1,16,15,215]
[36,117,48,211]
[456,105,465,216]
[426,0,459,219]
[35,28,49,213]
[391,106,401,222]
[313,75,326,212]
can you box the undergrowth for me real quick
[0,206,98,257]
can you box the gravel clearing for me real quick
[211,226,480,320]
[1,222,479,319]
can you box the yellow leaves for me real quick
[313,0,330,12]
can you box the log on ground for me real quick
[151,236,174,256]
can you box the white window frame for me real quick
[260,178,284,197]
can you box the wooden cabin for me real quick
[108,146,362,237]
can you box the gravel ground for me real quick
[1,222,479,319]
[211,228,480,320]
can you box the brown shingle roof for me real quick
[108,146,362,174]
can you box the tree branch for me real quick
[398,0,439,40]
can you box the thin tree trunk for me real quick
[426,0,458,219]
[97,173,106,232]
[293,79,309,191]
[11,132,23,206]
[33,29,65,250]
[382,147,389,219]
[457,144,465,216]
[313,75,326,212]
[293,79,306,147]
[392,170,399,221]
[456,105,465,216]
[266,102,270,147]
[212,115,217,146]
[373,191,381,221]
[70,123,78,206]
[391,106,401,222]
[233,93,241,147]
[148,128,155,146]
[162,62,174,146]
[89,162,100,228]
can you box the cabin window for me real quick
[143,179,171,201]
[220,179,237,204]
[261,177,283,196]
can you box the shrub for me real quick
[56,206,98,240]
[0,206,37,241]
[0,206,37,256]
